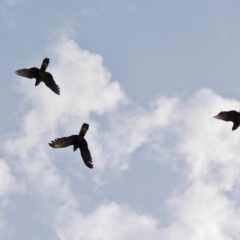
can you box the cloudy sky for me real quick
[1,0,240,239]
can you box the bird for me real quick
[49,123,93,168]
[15,58,60,95]
[214,110,240,131]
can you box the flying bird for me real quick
[214,110,240,131]
[15,58,60,95]
[49,123,93,168]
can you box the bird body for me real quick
[49,123,93,168]
[15,58,60,95]
[214,110,240,131]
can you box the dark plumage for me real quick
[214,110,240,131]
[49,123,93,168]
[15,58,60,95]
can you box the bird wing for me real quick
[15,67,39,79]
[43,72,60,95]
[79,123,89,138]
[40,58,49,72]
[49,135,77,148]
[79,139,93,169]
[214,110,239,122]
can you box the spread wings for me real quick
[15,67,39,79]
[79,139,93,169]
[214,110,239,122]
[49,135,78,148]
[49,135,93,169]
[42,72,60,95]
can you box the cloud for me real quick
[162,180,240,240]
[177,89,240,190]
[3,32,240,240]
[90,96,179,172]
[0,159,21,198]
[9,33,179,173]
[54,202,160,240]
[158,89,240,240]
[8,35,125,159]
[0,159,23,231]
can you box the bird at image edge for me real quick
[214,110,240,131]
[49,123,93,169]
[15,58,60,95]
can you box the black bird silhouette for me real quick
[214,110,240,131]
[49,123,93,168]
[15,58,60,95]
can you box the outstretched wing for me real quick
[40,58,49,72]
[214,110,239,122]
[15,67,39,79]
[43,72,60,95]
[49,135,77,148]
[79,139,93,169]
[79,123,89,138]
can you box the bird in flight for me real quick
[15,58,60,95]
[49,123,93,168]
[214,110,240,131]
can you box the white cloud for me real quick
[177,89,240,190]
[0,159,23,231]
[160,181,240,240]
[0,159,20,198]
[90,96,179,171]
[4,33,240,240]
[54,202,160,240]
[8,35,125,159]
[9,33,179,173]
[157,89,240,240]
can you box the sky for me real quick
[1,0,240,239]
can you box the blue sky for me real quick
[1,1,240,239]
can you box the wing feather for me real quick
[15,67,39,79]
[43,72,60,95]
[214,110,239,122]
[79,139,93,169]
[49,135,77,148]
